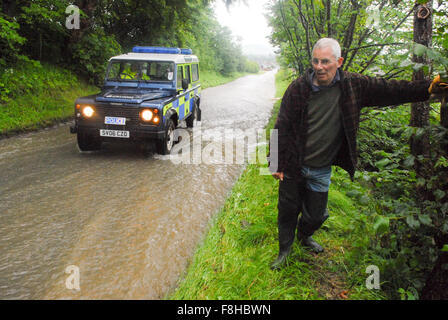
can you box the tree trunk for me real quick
[409,0,448,300]
[409,1,432,191]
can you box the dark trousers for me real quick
[277,176,329,252]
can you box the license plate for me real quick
[100,129,130,138]
[105,116,126,125]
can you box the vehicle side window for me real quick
[185,65,191,84]
[192,64,199,82]
[177,66,183,89]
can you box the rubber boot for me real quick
[271,177,305,270]
[298,235,324,253]
[270,246,292,270]
[297,190,329,253]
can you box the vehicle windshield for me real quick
[106,60,175,82]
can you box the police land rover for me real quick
[70,46,201,154]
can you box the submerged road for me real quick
[0,70,276,299]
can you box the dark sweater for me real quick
[304,85,343,167]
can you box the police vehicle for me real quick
[70,46,201,154]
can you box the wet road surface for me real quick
[0,70,276,299]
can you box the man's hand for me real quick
[429,74,448,99]
[272,172,284,181]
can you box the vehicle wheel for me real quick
[77,130,101,151]
[156,118,176,155]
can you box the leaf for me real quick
[406,216,420,229]
[441,244,448,252]
[374,216,390,235]
[346,190,362,198]
[412,63,425,72]
[418,214,432,226]
[434,189,446,201]
[413,43,427,56]
[435,156,448,169]
[375,158,392,169]
[359,195,370,205]
[441,203,448,215]
[403,155,415,168]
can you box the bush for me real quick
[68,30,122,85]
[357,105,448,299]
[0,14,27,68]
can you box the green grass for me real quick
[200,70,258,89]
[0,62,99,135]
[170,69,387,300]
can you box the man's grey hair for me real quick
[312,38,341,59]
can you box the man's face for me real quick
[312,46,344,86]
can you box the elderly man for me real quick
[270,37,446,270]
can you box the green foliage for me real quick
[68,30,122,85]
[242,59,260,74]
[16,0,69,62]
[0,61,98,134]
[356,104,448,298]
[0,13,26,67]
[0,0,258,85]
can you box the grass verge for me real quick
[170,69,387,300]
[201,70,258,89]
[0,61,99,136]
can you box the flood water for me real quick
[0,70,276,299]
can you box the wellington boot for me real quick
[270,247,292,270]
[299,236,324,253]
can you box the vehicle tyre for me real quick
[77,130,101,151]
[156,118,176,155]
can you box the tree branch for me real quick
[360,6,414,74]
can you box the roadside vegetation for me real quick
[0,61,98,135]
[171,69,386,300]
[266,0,448,299]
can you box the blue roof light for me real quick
[180,48,192,55]
[132,46,181,54]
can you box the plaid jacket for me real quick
[271,69,431,180]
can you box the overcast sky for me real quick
[212,0,277,56]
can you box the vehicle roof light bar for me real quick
[132,46,193,55]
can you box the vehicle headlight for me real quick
[140,109,153,121]
[82,106,95,118]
